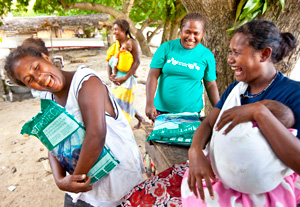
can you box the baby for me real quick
[258,99,295,128]
[111,41,137,77]
[209,99,296,194]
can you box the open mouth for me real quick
[185,39,196,46]
[231,66,243,76]
[45,76,54,87]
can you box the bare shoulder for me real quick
[128,38,137,46]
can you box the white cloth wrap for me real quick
[208,82,294,194]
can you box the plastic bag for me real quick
[146,112,201,146]
[21,99,119,184]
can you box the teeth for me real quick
[45,76,51,86]
[235,70,242,76]
[231,66,239,70]
[186,40,194,44]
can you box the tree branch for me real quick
[122,0,135,17]
[146,24,163,43]
[140,19,163,31]
[68,2,125,19]
[58,0,68,9]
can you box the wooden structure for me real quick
[145,141,189,173]
[142,122,189,173]
[0,14,110,36]
[0,14,111,50]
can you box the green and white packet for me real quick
[146,112,201,146]
[21,99,119,184]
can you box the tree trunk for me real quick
[135,28,153,57]
[161,20,171,44]
[169,21,180,40]
[180,0,300,115]
[161,3,172,44]
[263,0,300,76]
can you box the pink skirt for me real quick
[181,168,300,207]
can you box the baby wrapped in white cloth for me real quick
[208,82,296,194]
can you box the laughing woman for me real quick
[146,12,220,121]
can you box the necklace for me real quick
[241,72,278,99]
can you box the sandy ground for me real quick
[0,47,153,207]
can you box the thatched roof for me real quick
[0,14,111,31]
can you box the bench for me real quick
[142,122,189,174]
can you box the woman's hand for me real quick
[215,102,262,134]
[57,174,93,193]
[145,103,157,122]
[109,74,117,82]
[112,76,127,85]
[188,147,217,202]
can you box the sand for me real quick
[0,47,153,207]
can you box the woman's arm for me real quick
[145,68,161,122]
[203,80,220,107]
[48,151,92,193]
[216,102,300,174]
[48,76,112,193]
[115,39,140,85]
[188,107,220,202]
[74,76,109,176]
[253,103,300,174]
[107,61,116,82]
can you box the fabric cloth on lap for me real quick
[181,168,300,207]
[121,162,188,207]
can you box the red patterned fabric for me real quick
[121,162,188,207]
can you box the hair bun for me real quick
[280,32,297,50]
[275,32,297,63]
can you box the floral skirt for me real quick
[121,162,188,207]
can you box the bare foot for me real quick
[133,113,145,129]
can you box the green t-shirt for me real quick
[150,39,216,113]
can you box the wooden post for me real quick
[49,27,54,57]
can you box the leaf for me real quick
[243,0,260,10]
[262,0,267,14]
[238,1,263,20]
[235,0,247,22]
[279,0,284,10]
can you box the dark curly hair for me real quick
[5,46,43,86]
[234,19,296,63]
[180,12,206,31]
[114,19,134,39]
[22,37,49,56]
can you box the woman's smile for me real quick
[14,55,65,92]
[231,66,243,77]
[180,20,204,50]
[45,75,55,88]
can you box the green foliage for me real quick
[130,0,185,26]
[0,0,29,16]
[228,0,285,34]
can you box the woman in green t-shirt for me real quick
[146,12,220,121]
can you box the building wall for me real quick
[37,28,75,38]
